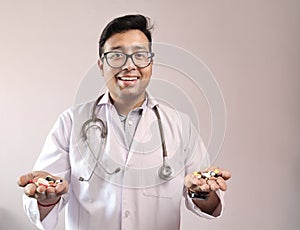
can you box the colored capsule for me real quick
[193,169,221,180]
[36,178,49,188]
[45,175,56,182]
[32,176,63,187]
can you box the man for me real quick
[18,14,231,230]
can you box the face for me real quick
[98,29,153,102]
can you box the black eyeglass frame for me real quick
[101,51,155,68]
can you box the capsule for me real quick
[193,169,221,180]
[45,175,56,182]
[36,178,49,188]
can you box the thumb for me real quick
[17,173,34,187]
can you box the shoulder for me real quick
[157,102,191,125]
[69,100,95,115]
[53,100,95,127]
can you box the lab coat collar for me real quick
[97,90,159,109]
[96,91,112,105]
[145,92,159,109]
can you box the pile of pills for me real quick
[193,169,221,180]
[29,176,63,188]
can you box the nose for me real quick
[122,56,136,70]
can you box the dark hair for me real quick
[98,14,153,57]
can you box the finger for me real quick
[35,186,47,200]
[216,178,227,191]
[207,179,220,191]
[221,170,231,180]
[36,185,47,193]
[185,174,202,188]
[46,186,58,199]
[184,174,195,188]
[17,173,34,187]
[185,174,208,190]
[205,166,231,180]
[55,181,68,196]
[199,183,210,192]
[197,178,207,186]
[24,183,37,197]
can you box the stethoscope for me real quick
[78,94,173,182]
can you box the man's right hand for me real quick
[17,171,69,206]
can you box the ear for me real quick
[98,59,104,76]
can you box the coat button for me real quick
[125,210,130,218]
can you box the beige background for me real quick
[1,0,299,229]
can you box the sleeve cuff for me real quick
[185,189,225,219]
[23,195,65,230]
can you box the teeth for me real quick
[119,77,138,81]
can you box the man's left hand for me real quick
[184,166,231,193]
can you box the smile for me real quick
[117,76,139,81]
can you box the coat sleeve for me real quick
[182,114,225,218]
[23,109,72,229]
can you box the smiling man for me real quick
[18,14,231,230]
[98,29,154,115]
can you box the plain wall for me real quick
[1,0,299,229]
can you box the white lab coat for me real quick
[23,92,224,230]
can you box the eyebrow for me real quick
[108,44,149,52]
[109,46,123,51]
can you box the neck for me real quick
[110,93,146,116]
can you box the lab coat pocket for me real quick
[142,176,182,199]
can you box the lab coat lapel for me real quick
[126,107,161,166]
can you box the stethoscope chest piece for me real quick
[80,94,175,182]
[158,163,173,180]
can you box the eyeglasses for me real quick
[101,51,154,68]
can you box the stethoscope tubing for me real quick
[79,94,173,181]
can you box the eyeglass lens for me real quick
[105,51,153,68]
